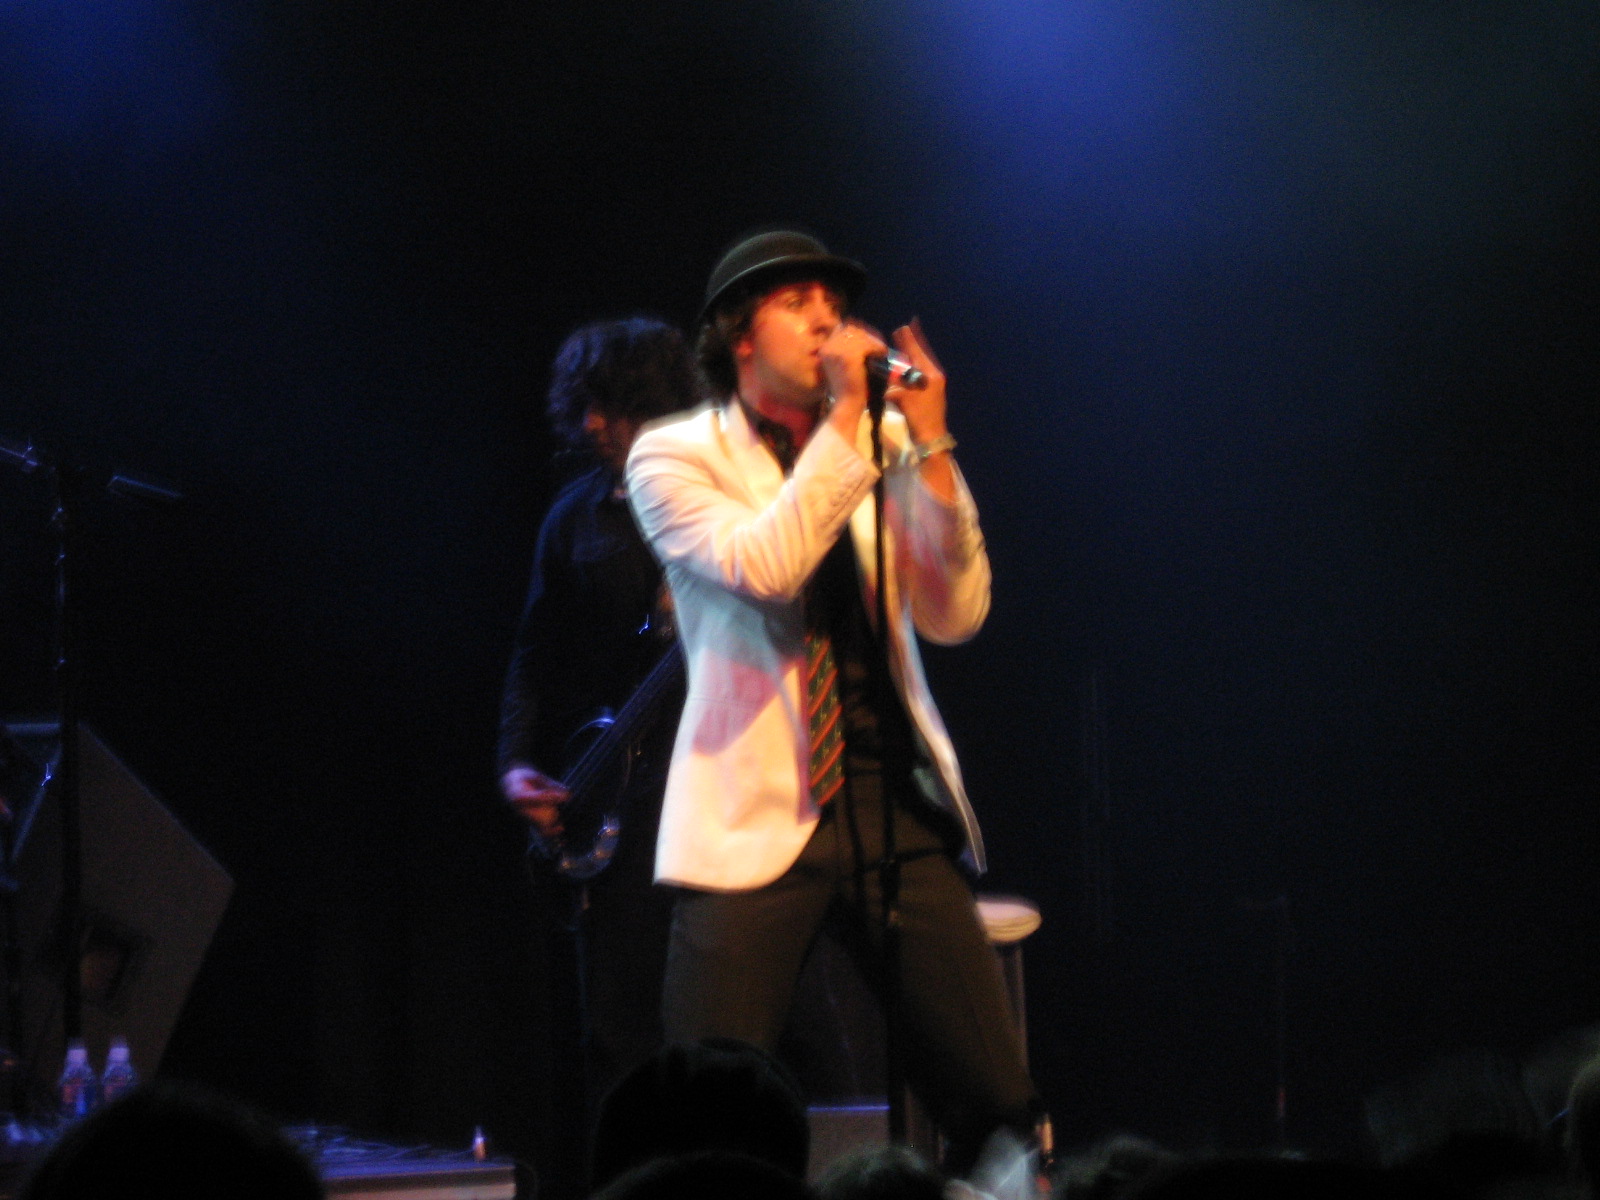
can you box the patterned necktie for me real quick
[739,399,847,808]
[806,629,845,807]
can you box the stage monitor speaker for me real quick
[3,721,234,1102]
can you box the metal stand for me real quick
[1,435,181,1110]
[50,460,87,1049]
[863,378,910,1144]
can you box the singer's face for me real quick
[736,280,845,408]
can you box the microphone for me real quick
[865,352,928,390]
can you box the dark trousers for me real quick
[531,766,673,1200]
[661,765,1038,1169]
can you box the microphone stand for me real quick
[52,458,87,1053]
[1,436,181,1096]
[864,379,909,1144]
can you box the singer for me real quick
[626,230,1038,1171]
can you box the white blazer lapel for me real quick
[719,400,786,507]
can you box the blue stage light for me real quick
[3,0,225,153]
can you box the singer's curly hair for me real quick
[696,267,850,399]
[546,317,698,451]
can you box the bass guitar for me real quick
[532,640,685,881]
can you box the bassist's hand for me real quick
[502,766,570,839]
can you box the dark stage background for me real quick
[4,0,1598,1169]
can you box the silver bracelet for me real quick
[912,433,957,463]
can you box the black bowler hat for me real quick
[699,230,866,324]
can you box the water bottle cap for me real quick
[65,1042,89,1065]
[107,1040,131,1064]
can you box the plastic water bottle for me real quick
[56,1040,98,1122]
[100,1037,139,1103]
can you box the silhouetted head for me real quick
[20,1079,323,1200]
[591,1038,810,1189]
[593,1150,812,1200]
[816,1144,946,1200]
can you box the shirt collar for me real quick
[735,394,804,474]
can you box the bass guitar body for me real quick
[529,640,686,882]
[544,713,632,881]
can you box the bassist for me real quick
[496,317,697,1177]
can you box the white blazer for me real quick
[626,399,991,891]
